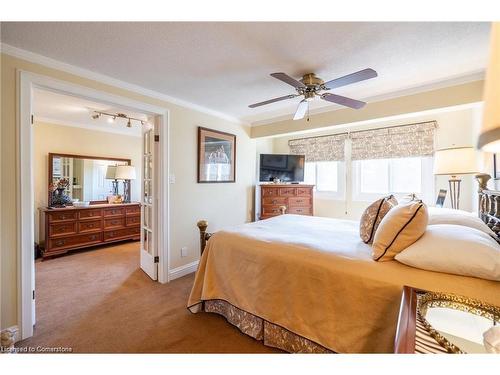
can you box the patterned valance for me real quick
[289,133,347,162]
[350,121,437,161]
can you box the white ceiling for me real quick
[1,22,491,124]
[33,88,148,137]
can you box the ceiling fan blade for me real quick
[293,99,309,120]
[248,94,297,108]
[270,72,306,89]
[321,93,366,109]
[323,68,378,90]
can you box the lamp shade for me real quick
[105,165,117,179]
[115,165,136,180]
[433,147,477,176]
[478,22,500,152]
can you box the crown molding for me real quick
[1,43,244,125]
[35,116,143,138]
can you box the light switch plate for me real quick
[169,174,175,184]
[181,247,188,257]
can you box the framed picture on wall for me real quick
[197,127,236,183]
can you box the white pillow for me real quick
[428,207,495,237]
[395,224,500,281]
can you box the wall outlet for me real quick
[169,174,176,184]
[181,247,188,257]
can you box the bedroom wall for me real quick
[271,105,484,220]
[32,121,143,243]
[1,53,257,330]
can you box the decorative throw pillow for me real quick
[359,195,398,244]
[372,200,428,261]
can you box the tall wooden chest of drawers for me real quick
[39,203,141,258]
[260,184,314,220]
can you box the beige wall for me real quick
[1,54,257,329]
[271,106,486,220]
[33,121,142,242]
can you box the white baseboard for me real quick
[168,260,199,281]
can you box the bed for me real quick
[187,175,500,353]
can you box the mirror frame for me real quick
[48,152,131,206]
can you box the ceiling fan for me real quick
[248,68,378,120]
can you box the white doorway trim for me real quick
[17,70,171,340]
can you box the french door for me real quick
[140,117,158,280]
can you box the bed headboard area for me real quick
[476,174,500,238]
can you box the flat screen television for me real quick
[259,154,305,183]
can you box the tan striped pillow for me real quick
[372,201,429,262]
[359,195,398,244]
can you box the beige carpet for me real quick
[17,242,281,353]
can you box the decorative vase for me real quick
[51,187,72,207]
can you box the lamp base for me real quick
[449,176,461,210]
[122,180,131,203]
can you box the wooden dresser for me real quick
[260,184,314,220]
[39,203,141,258]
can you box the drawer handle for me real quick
[87,224,95,228]
[89,235,97,241]
[111,220,119,225]
[271,200,277,204]
[55,240,65,246]
[109,231,115,237]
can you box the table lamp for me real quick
[105,165,119,195]
[115,165,136,203]
[433,147,477,209]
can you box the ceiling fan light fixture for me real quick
[248,68,377,119]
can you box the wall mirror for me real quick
[48,153,131,205]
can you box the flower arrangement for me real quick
[49,178,70,192]
[49,178,72,207]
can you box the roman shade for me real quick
[288,121,436,162]
[350,121,437,160]
[289,133,347,162]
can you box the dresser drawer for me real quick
[103,207,125,217]
[49,222,77,237]
[104,217,126,229]
[262,205,286,216]
[104,227,140,241]
[288,206,311,215]
[48,211,77,222]
[126,215,141,226]
[78,219,102,233]
[296,187,312,196]
[125,205,141,215]
[79,209,102,220]
[279,187,296,196]
[262,197,287,205]
[49,232,102,251]
[261,187,279,197]
[288,197,312,207]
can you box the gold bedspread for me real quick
[188,215,500,353]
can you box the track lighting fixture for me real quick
[91,110,146,128]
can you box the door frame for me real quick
[17,70,171,340]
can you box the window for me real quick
[304,161,345,199]
[353,156,433,202]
